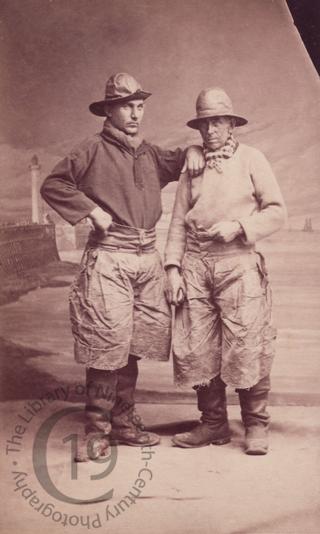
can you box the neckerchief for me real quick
[204,133,238,173]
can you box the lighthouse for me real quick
[29,154,41,223]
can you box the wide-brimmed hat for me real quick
[89,72,151,116]
[187,87,247,129]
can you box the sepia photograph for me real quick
[1,1,319,533]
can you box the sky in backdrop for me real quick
[0,0,319,223]
[1,0,318,148]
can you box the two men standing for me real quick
[41,74,286,459]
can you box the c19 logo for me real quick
[32,407,118,504]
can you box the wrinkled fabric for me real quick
[40,121,185,228]
[173,251,276,389]
[69,242,171,370]
[87,221,157,252]
[164,143,287,268]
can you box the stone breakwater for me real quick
[0,224,62,304]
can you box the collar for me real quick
[101,120,146,154]
[203,133,238,173]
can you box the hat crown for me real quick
[89,72,151,116]
[105,72,142,100]
[196,87,233,118]
[187,87,247,129]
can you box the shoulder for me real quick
[143,142,163,157]
[145,142,181,157]
[237,143,265,159]
[69,134,103,159]
[236,143,272,168]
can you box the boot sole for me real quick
[245,437,268,455]
[74,455,90,463]
[110,438,160,447]
[172,439,211,448]
[74,444,110,462]
[245,447,268,455]
[212,436,231,446]
[74,449,110,462]
[172,436,231,448]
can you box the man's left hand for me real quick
[182,145,205,178]
[197,221,243,243]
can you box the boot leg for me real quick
[75,367,117,462]
[112,355,138,424]
[111,355,160,446]
[200,376,231,444]
[238,375,270,455]
[172,377,231,448]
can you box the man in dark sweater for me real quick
[41,72,204,461]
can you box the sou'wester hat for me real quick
[187,87,247,129]
[89,72,151,117]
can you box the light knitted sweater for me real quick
[164,143,287,267]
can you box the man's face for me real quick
[198,116,233,150]
[106,99,145,135]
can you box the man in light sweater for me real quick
[165,87,287,455]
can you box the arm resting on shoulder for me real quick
[151,145,205,187]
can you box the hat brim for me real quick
[187,114,248,129]
[89,90,152,116]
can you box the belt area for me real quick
[88,224,157,254]
[186,232,253,255]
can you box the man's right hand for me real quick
[165,266,186,306]
[181,145,205,178]
[89,206,113,232]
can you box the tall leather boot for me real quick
[75,367,117,462]
[111,355,160,446]
[238,375,270,455]
[172,376,231,448]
